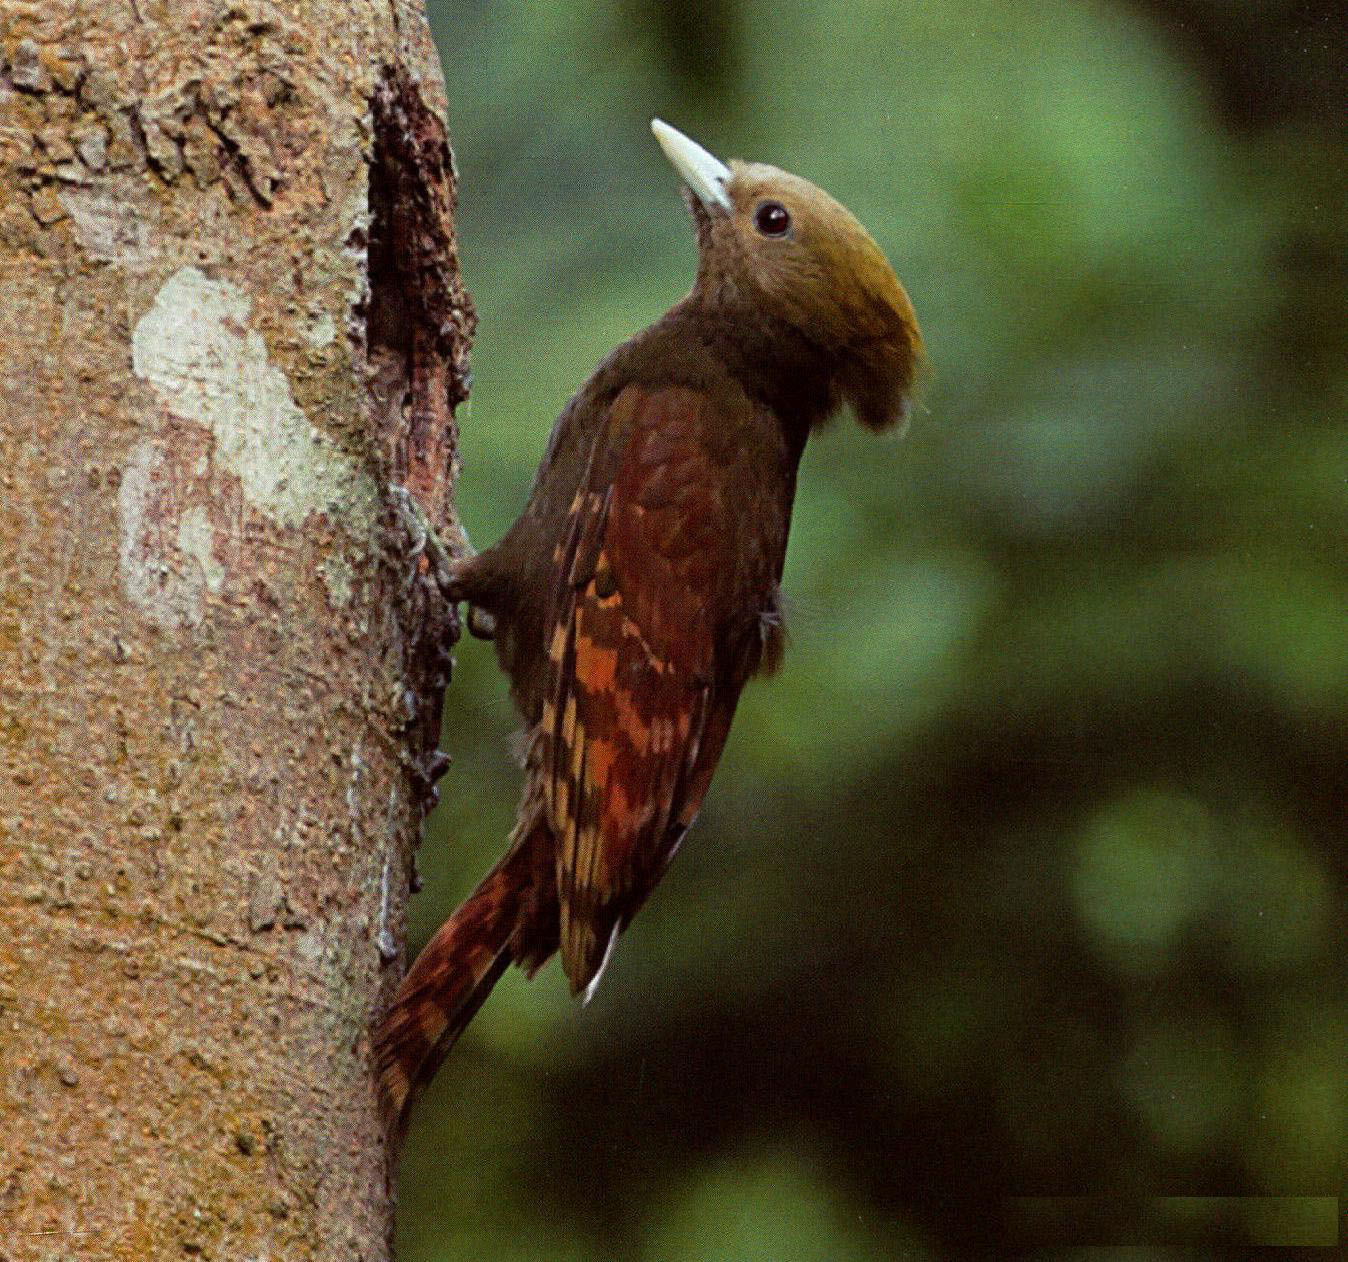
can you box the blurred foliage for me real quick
[404,0,1345,1255]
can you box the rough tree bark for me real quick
[0,2,472,1257]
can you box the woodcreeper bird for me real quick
[375,120,922,1133]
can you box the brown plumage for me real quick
[375,120,922,1134]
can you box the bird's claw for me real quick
[391,486,459,599]
[391,486,496,638]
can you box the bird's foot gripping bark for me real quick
[390,485,496,640]
[391,485,458,597]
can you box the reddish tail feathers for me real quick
[375,818,557,1136]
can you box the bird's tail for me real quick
[374,816,554,1138]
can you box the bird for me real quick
[375,118,922,1134]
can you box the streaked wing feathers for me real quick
[541,385,736,993]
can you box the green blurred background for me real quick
[403,1,1345,1256]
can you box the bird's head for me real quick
[652,119,923,433]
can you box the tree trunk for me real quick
[0,3,472,1257]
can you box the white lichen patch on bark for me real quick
[305,309,337,348]
[320,553,355,607]
[177,506,225,596]
[58,185,153,266]
[118,440,212,629]
[376,846,398,962]
[132,266,376,529]
[120,266,377,628]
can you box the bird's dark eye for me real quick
[754,201,791,237]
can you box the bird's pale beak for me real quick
[651,119,732,213]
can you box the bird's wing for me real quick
[541,383,744,996]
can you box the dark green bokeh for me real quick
[402,2,1345,1255]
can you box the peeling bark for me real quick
[0,3,470,1258]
